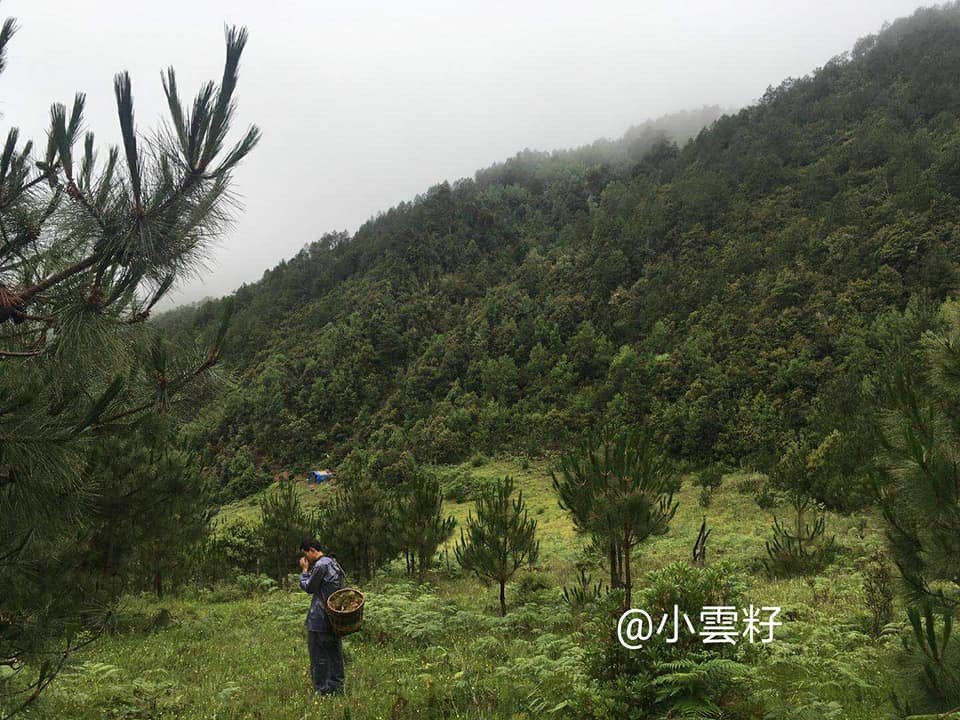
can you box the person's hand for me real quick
[299,556,309,572]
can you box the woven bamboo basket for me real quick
[326,588,365,637]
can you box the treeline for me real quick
[213,458,545,620]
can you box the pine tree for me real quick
[257,479,313,586]
[396,470,456,582]
[316,477,400,582]
[873,300,960,713]
[0,14,258,713]
[455,476,539,616]
[83,413,211,599]
[552,427,677,609]
[763,438,837,577]
[552,429,625,591]
[875,300,960,610]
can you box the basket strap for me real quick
[331,558,347,584]
[320,558,348,610]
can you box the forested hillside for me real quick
[162,4,960,502]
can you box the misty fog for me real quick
[0,0,926,305]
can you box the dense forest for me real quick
[162,3,960,506]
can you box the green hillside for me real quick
[161,3,960,507]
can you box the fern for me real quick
[650,656,751,719]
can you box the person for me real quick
[298,539,346,695]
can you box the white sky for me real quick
[0,0,928,305]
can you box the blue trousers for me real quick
[307,631,345,694]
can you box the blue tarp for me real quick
[308,470,333,483]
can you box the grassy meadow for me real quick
[21,459,901,720]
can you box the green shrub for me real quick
[440,469,492,503]
[208,519,262,576]
[561,566,607,612]
[577,561,756,718]
[516,571,551,603]
[861,550,895,638]
[697,464,725,508]
[234,573,278,596]
[735,474,763,496]
[763,497,837,577]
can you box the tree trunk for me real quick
[796,498,806,557]
[623,536,633,610]
[617,543,625,589]
[499,580,506,616]
[417,551,426,583]
[608,541,620,588]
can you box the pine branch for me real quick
[113,72,141,208]
[18,253,100,303]
[161,68,188,155]
[0,348,44,358]
[199,25,247,169]
[0,16,17,76]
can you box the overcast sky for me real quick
[0,0,928,306]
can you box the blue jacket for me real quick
[299,556,344,633]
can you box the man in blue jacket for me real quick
[298,539,346,695]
